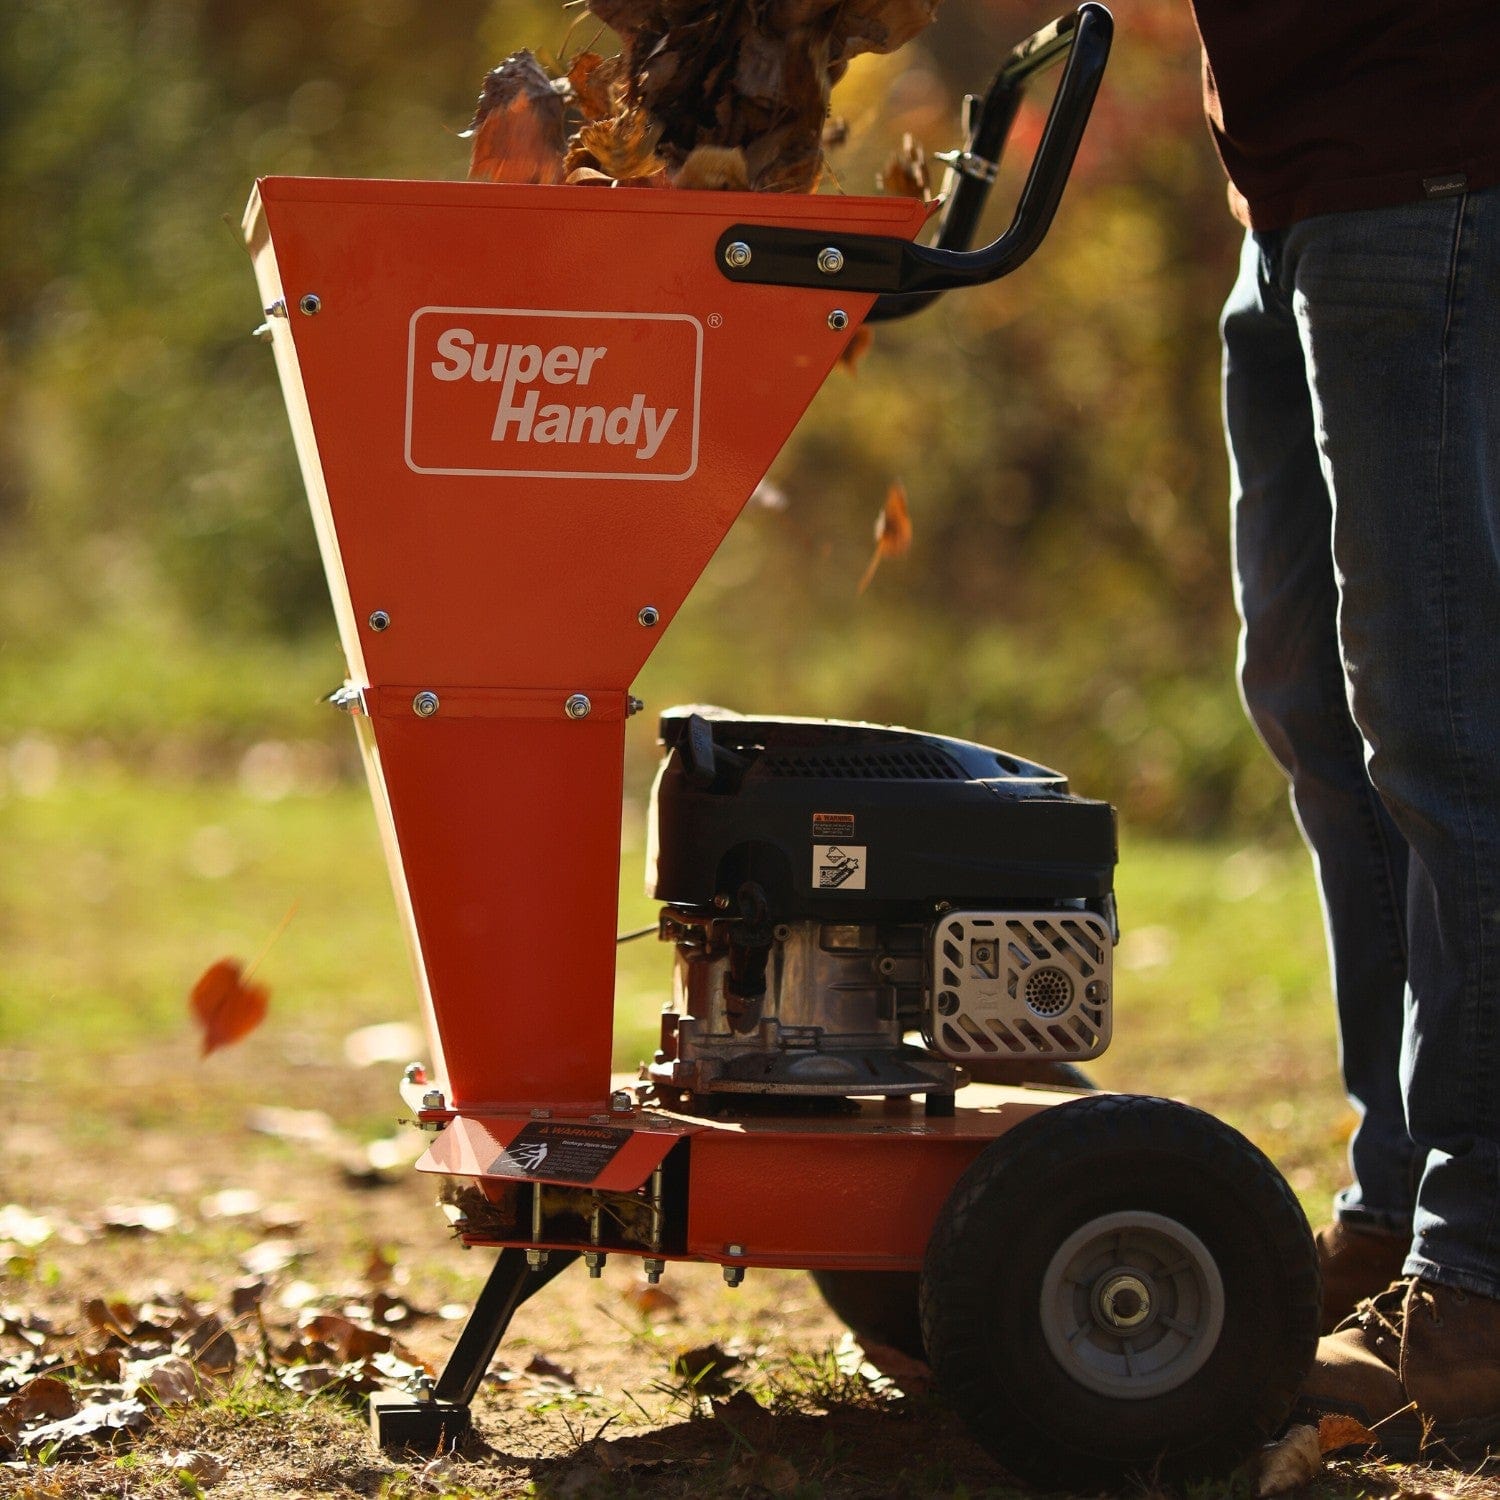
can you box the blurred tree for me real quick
[0,0,1289,833]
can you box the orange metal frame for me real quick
[245,177,1068,1270]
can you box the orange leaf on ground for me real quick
[189,959,269,1057]
[1316,1413,1379,1452]
[857,481,913,594]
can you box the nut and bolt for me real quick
[564,693,592,720]
[421,1089,446,1110]
[723,241,752,269]
[403,1062,427,1084]
[876,956,898,977]
[828,308,849,331]
[526,1249,550,1271]
[638,605,660,627]
[585,1250,607,1278]
[723,1265,745,1288]
[643,1257,665,1284]
[816,246,845,275]
[412,690,440,718]
[368,610,391,632]
[713,893,732,911]
[610,1089,635,1113]
[530,1108,553,1120]
[298,293,322,315]
[627,695,645,717]
[264,299,287,319]
[1086,981,1107,1001]
[725,1243,745,1257]
[772,923,793,943]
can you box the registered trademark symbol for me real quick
[707,313,723,329]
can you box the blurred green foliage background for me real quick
[0,0,1286,839]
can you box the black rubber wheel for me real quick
[810,1064,1095,1360]
[920,1094,1320,1489]
[809,1268,926,1363]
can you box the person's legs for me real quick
[1282,187,1500,1301]
[1222,229,1419,1241]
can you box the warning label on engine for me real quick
[486,1121,631,1183]
[811,812,855,839]
[813,845,866,891]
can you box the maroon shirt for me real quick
[1190,1,1500,229]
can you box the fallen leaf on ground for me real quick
[99,1203,179,1236]
[342,1021,423,1070]
[1317,1412,1379,1452]
[0,1206,54,1250]
[189,958,269,1057]
[239,1238,301,1277]
[158,1450,227,1485]
[857,480,913,594]
[124,1354,199,1406]
[726,1452,800,1497]
[525,1353,577,1387]
[198,1188,262,1221]
[20,1396,153,1453]
[1254,1423,1322,1496]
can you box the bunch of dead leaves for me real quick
[466,0,943,193]
[0,1268,436,1468]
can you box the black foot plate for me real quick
[369,1391,471,1452]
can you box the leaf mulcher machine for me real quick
[244,6,1320,1486]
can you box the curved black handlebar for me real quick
[713,3,1112,309]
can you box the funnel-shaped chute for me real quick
[244,178,932,1111]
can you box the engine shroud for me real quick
[646,710,1118,1100]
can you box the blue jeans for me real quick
[1222,187,1500,1300]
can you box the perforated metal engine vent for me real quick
[930,910,1113,1062]
[758,746,965,780]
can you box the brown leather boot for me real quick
[1294,1276,1500,1461]
[1314,1221,1410,1334]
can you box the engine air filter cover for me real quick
[930,909,1113,1062]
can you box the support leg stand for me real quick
[371,1247,577,1451]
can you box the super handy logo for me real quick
[404,307,701,480]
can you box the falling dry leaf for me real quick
[566,51,620,122]
[839,324,875,374]
[858,481,913,594]
[674,144,751,191]
[1254,1423,1322,1496]
[465,51,567,184]
[1316,1412,1380,1453]
[624,1282,681,1319]
[190,959,269,1058]
[880,131,930,198]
